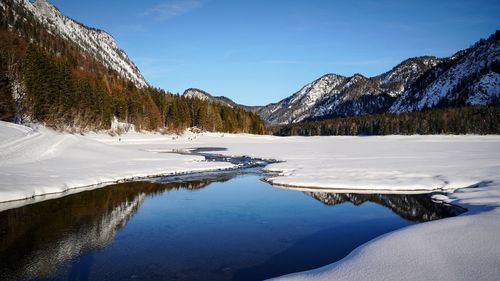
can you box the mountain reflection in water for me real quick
[0,180,213,280]
[306,192,463,222]
[0,173,462,281]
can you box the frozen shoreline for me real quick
[1,121,500,280]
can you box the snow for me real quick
[390,38,499,113]
[0,121,233,207]
[2,121,499,205]
[183,89,210,101]
[1,122,500,280]
[468,71,500,105]
[16,0,147,88]
[263,74,346,124]
[272,184,500,281]
[110,116,135,134]
[261,56,446,124]
[300,74,344,108]
[154,133,499,193]
[182,88,235,108]
[380,57,441,97]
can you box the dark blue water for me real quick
[0,171,459,281]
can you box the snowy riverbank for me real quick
[271,181,500,280]
[1,121,500,280]
[0,122,233,207]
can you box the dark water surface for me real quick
[0,170,461,281]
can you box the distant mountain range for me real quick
[261,31,499,124]
[256,56,442,124]
[186,31,499,125]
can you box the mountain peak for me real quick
[17,0,148,88]
[183,88,238,108]
[183,88,213,100]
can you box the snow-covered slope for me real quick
[390,32,500,112]
[12,0,147,88]
[257,74,346,124]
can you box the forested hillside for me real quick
[0,0,266,134]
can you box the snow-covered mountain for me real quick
[182,88,265,113]
[257,57,441,124]
[182,88,238,108]
[257,31,499,125]
[11,0,147,88]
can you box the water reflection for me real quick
[306,192,463,222]
[0,174,462,281]
[0,180,212,280]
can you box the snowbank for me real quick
[0,122,233,207]
[1,121,500,280]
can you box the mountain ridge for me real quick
[253,31,499,125]
[12,0,148,88]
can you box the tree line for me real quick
[272,106,500,136]
[13,44,266,133]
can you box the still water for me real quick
[0,170,460,281]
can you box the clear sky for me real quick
[51,0,500,105]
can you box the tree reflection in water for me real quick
[0,179,214,280]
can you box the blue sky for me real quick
[51,0,500,105]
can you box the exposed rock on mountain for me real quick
[9,0,147,88]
